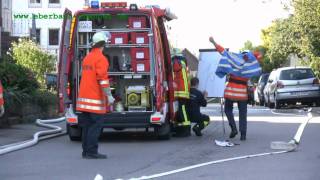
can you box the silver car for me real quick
[263,67,320,109]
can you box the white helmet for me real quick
[92,31,111,46]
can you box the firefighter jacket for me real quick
[173,56,190,99]
[76,48,110,114]
[224,75,249,101]
[0,81,4,106]
[187,87,207,122]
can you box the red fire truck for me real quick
[57,2,180,140]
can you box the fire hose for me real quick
[120,108,315,180]
[0,117,66,155]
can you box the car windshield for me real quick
[279,69,314,80]
[261,74,269,82]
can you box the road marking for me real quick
[122,150,289,180]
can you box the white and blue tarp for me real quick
[215,50,262,78]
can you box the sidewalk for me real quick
[0,122,65,146]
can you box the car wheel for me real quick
[275,100,281,109]
[67,124,82,141]
[264,95,268,107]
[259,98,264,106]
[154,120,171,140]
[268,96,274,108]
[274,95,281,109]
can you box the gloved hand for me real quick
[209,36,215,44]
[107,95,115,105]
[0,105,5,117]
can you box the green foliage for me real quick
[292,0,320,76]
[259,0,320,77]
[0,57,39,109]
[9,38,56,86]
[240,40,254,51]
[0,57,39,94]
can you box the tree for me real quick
[9,39,56,86]
[240,40,254,51]
[291,0,320,76]
[260,0,320,77]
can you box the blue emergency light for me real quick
[91,0,99,8]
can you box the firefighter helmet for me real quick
[92,31,111,46]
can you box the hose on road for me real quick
[0,117,66,155]
[121,108,316,180]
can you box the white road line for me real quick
[122,151,289,180]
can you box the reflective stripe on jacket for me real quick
[76,48,110,114]
[224,75,248,101]
[173,57,190,99]
[0,81,4,106]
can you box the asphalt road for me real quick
[0,104,319,180]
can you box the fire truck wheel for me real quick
[154,121,171,140]
[67,124,82,141]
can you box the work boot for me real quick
[229,125,238,138]
[192,125,202,136]
[240,132,246,141]
[83,153,107,159]
[229,130,238,139]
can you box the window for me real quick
[3,0,10,9]
[49,0,60,3]
[30,0,41,3]
[280,69,315,80]
[29,0,41,8]
[48,29,59,46]
[48,0,61,8]
[30,28,41,44]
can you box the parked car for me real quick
[263,67,320,109]
[247,79,255,105]
[45,73,57,90]
[255,73,270,105]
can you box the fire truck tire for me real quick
[67,124,82,141]
[154,121,171,140]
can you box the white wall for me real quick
[12,0,84,53]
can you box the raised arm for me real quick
[209,37,225,54]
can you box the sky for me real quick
[119,0,290,54]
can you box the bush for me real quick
[9,38,55,86]
[0,49,58,126]
[0,57,39,102]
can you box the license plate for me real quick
[291,92,309,96]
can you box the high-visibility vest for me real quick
[173,57,190,99]
[224,75,248,101]
[76,48,110,114]
[0,81,4,106]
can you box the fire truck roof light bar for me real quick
[101,2,127,8]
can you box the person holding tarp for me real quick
[209,37,262,141]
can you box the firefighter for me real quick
[187,77,210,136]
[209,36,262,141]
[172,55,191,137]
[76,31,114,159]
[0,81,4,117]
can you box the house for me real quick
[11,0,84,56]
[0,0,15,57]
[182,48,199,77]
